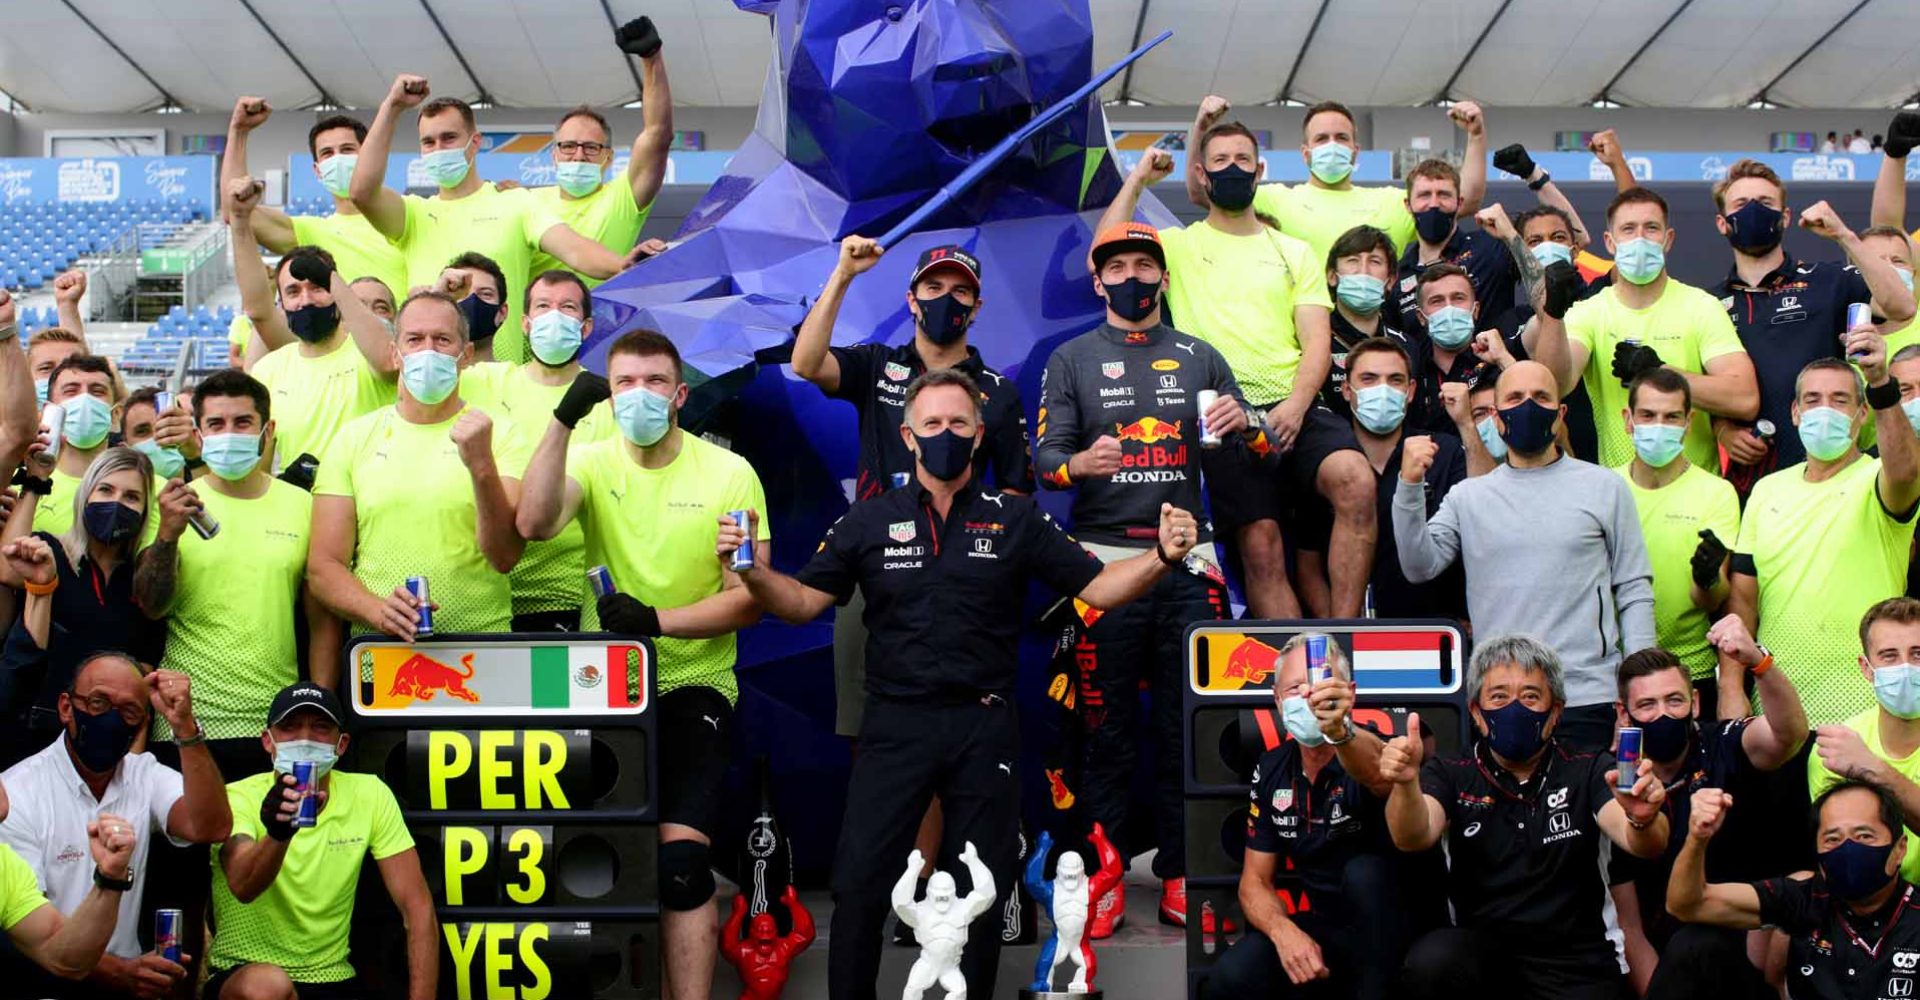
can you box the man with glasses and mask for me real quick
[1602,637,1807,997]
[527,16,671,287]
[0,652,231,1000]
[1394,361,1654,751]
[516,329,770,1000]
[205,684,434,1000]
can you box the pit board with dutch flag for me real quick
[1186,622,1463,697]
[353,638,653,716]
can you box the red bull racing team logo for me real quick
[1199,637,1281,691]
[1112,418,1186,483]
[382,652,481,704]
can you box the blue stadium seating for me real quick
[0,199,205,296]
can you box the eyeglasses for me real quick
[554,141,608,157]
[73,694,145,726]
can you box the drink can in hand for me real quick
[729,510,755,572]
[1196,389,1221,447]
[406,576,433,637]
[291,760,319,828]
[588,565,615,599]
[1616,727,1643,793]
[38,402,62,467]
[154,909,182,963]
[1848,302,1875,331]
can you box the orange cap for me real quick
[1090,221,1165,271]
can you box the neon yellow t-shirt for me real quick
[290,212,409,304]
[156,480,311,740]
[1810,706,1920,883]
[1884,316,1919,357]
[1613,462,1741,680]
[209,770,413,983]
[0,843,47,931]
[1738,456,1918,724]
[527,180,650,289]
[396,185,564,365]
[314,404,533,635]
[250,336,396,471]
[1156,221,1333,404]
[227,315,252,351]
[569,433,769,702]
[1564,279,1748,470]
[1250,181,1417,266]
[32,465,162,549]
[461,362,615,614]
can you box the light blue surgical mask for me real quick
[528,311,584,366]
[1353,384,1409,435]
[1531,241,1574,268]
[1874,664,1920,720]
[271,738,340,780]
[61,395,111,449]
[420,148,471,189]
[554,160,604,197]
[1335,273,1386,314]
[1308,142,1354,185]
[316,153,357,198]
[1898,267,1915,294]
[1630,422,1685,468]
[612,387,673,447]
[1903,397,1920,437]
[33,379,47,406]
[131,439,185,480]
[1476,415,1508,462]
[1614,238,1666,286]
[1797,405,1856,462]
[401,350,460,405]
[1281,696,1327,748]
[201,432,262,481]
[1424,305,1475,350]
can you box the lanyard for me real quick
[1836,883,1914,960]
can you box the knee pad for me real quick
[658,840,716,911]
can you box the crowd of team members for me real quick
[0,17,1918,998]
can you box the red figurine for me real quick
[722,885,815,1000]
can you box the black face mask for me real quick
[1205,164,1257,212]
[1102,277,1162,324]
[67,705,138,774]
[1497,399,1559,456]
[913,429,975,482]
[1722,201,1784,255]
[285,302,340,344]
[459,295,502,344]
[1640,713,1694,763]
[915,292,974,346]
[82,501,141,545]
[1414,206,1455,245]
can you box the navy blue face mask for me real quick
[1722,200,1784,255]
[67,705,138,774]
[1497,399,1560,456]
[1480,700,1550,763]
[1414,206,1455,245]
[913,429,975,482]
[1820,838,1897,901]
[285,303,340,344]
[915,292,974,346]
[83,501,141,546]
[1205,164,1257,212]
[1640,713,1694,763]
[458,295,502,344]
[1102,277,1162,324]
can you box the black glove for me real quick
[615,16,662,58]
[597,592,662,637]
[1886,111,1920,159]
[556,372,611,429]
[287,252,334,289]
[1542,260,1581,320]
[1493,143,1537,180]
[1611,340,1663,385]
[278,453,319,492]
[260,776,298,842]
[1690,529,1729,590]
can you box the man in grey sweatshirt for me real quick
[1395,361,1655,751]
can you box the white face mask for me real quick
[271,738,341,779]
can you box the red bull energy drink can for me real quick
[1196,389,1221,447]
[1306,634,1332,683]
[889,471,912,490]
[291,760,318,828]
[729,510,755,572]
[1616,727,1643,792]
[588,565,615,599]
[405,576,432,637]
[1846,303,1875,359]
[154,908,182,963]
[38,401,62,467]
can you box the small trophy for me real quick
[894,841,996,1000]
[1020,823,1123,998]
[720,886,814,1000]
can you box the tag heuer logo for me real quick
[1102,361,1125,380]
[889,521,917,542]
[884,362,911,381]
[1272,789,1293,811]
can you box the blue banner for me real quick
[0,156,217,208]
[284,151,736,204]
[1518,150,1915,184]
[1111,148,1396,184]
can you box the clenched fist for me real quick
[230,96,272,132]
[836,236,884,278]
[388,74,430,109]
[1197,95,1231,130]
[1447,101,1485,137]
[226,176,264,216]
[1400,435,1439,484]
[1072,435,1123,480]
[1689,788,1731,840]
[450,408,494,469]
[1797,200,1852,243]
[52,270,86,306]
[1158,503,1198,561]
[1133,148,1174,185]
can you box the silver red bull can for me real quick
[588,565,615,599]
[1616,727,1643,792]
[729,510,755,572]
[405,576,433,637]
[154,908,182,963]
[1846,303,1875,359]
[291,760,318,828]
[1306,634,1333,683]
[1196,389,1221,447]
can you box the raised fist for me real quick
[1134,148,1175,184]
[450,407,494,469]
[1447,101,1484,136]
[226,176,264,216]
[52,270,87,306]
[1197,95,1231,130]
[230,96,272,132]
[388,74,430,109]
[1689,788,1731,840]
[615,16,663,59]
[1400,435,1439,484]
[837,236,884,277]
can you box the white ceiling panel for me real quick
[0,0,174,112]
[1122,0,1324,106]
[250,0,473,109]
[1450,0,1677,107]
[1292,0,1504,106]
[1614,0,1858,107]
[1770,0,1920,109]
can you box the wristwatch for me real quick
[1324,719,1356,746]
[93,867,134,892]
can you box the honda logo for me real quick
[1889,976,1913,997]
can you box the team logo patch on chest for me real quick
[1273,788,1293,812]
[1102,361,1125,380]
[889,521,916,542]
[884,362,911,381]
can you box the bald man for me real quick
[1393,360,1655,751]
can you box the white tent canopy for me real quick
[0,0,1915,113]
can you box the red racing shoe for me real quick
[1158,877,1237,932]
[1088,880,1126,939]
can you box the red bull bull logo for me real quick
[1210,637,1280,690]
[1045,768,1076,810]
[1114,417,1181,444]
[386,652,481,704]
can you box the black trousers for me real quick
[1644,924,1774,1000]
[1078,563,1222,879]
[1402,927,1630,1000]
[1554,703,1620,755]
[511,608,581,633]
[1202,853,1426,1000]
[829,697,1020,1000]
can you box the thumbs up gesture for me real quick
[1379,712,1425,785]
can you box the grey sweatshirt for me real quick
[1393,454,1656,707]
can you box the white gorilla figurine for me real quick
[892,841,997,1000]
